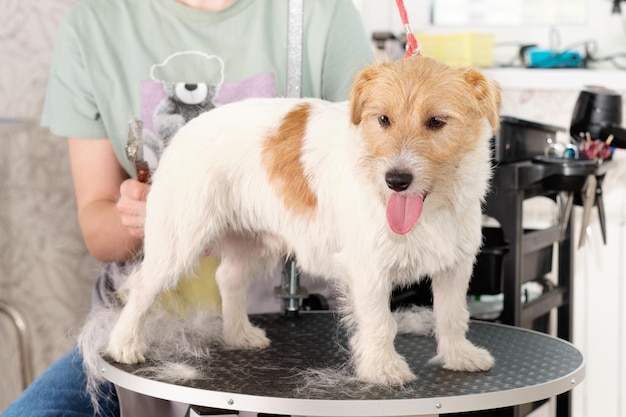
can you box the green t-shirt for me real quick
[42,0,374,176]
[43,0,374,314]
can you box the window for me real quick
[431,0,587,26]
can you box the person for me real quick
[1,0,374,416]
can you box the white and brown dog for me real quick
[107,56,501,385]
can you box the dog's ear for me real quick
[463,69,502,131]
[349,64,383,126]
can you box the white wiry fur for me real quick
[106,56,501,385]
[79,305,222,412]
[79,304,434,411]
[393,305,434,336]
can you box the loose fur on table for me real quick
[102,55,501,395]
[79,304,218,412]
[78,298,433,411]
[295,305,434,397]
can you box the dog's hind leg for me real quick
[107,245,211,363]
[106,266,162,363]
[429,259,494,371]
[215,234,275,349]
[107,204,213,363]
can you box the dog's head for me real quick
[349,56,501,234]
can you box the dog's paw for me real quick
[107,332,147,364]
[430,341,494,372]
[356,353,416,385]
[224,325,271,349]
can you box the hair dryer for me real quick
[570,86,626,149]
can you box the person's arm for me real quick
[68,137,149,263]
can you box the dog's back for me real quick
[145,97,363,280]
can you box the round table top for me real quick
[100,312,584,416]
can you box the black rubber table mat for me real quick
[108,312,583,401]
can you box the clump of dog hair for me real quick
[392,305,434,336]
[78,304,223,414]
[79,276,434,414]
[294,306,433,397]
[78,306,120,412]
[296,365,362,397]
[296,365,403,398]
[140,361,202,383]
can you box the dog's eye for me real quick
[427,117,446,129]
[378,115,391,128]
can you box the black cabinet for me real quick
[478,159,613,417]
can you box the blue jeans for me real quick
[1,347,120,417]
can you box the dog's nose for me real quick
[385,171,413,192]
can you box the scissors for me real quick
[125,118,151,184]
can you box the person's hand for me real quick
[116,178,150,239]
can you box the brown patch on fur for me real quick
[349,56,501,168]
[262,103,318,215]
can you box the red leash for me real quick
[395,0,421,57]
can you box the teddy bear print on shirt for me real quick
[139,51,278,171]
[153,81,217,146]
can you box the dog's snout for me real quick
[385,171,413,192]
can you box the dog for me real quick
[107,56,501,385]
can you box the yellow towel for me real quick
[159,256,222,316]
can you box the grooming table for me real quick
[99,312,584,416]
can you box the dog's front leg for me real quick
[348,272,416,385]
[429,260,494,371]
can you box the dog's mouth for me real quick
[386,192,426,235]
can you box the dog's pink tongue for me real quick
[386,193,424,234]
